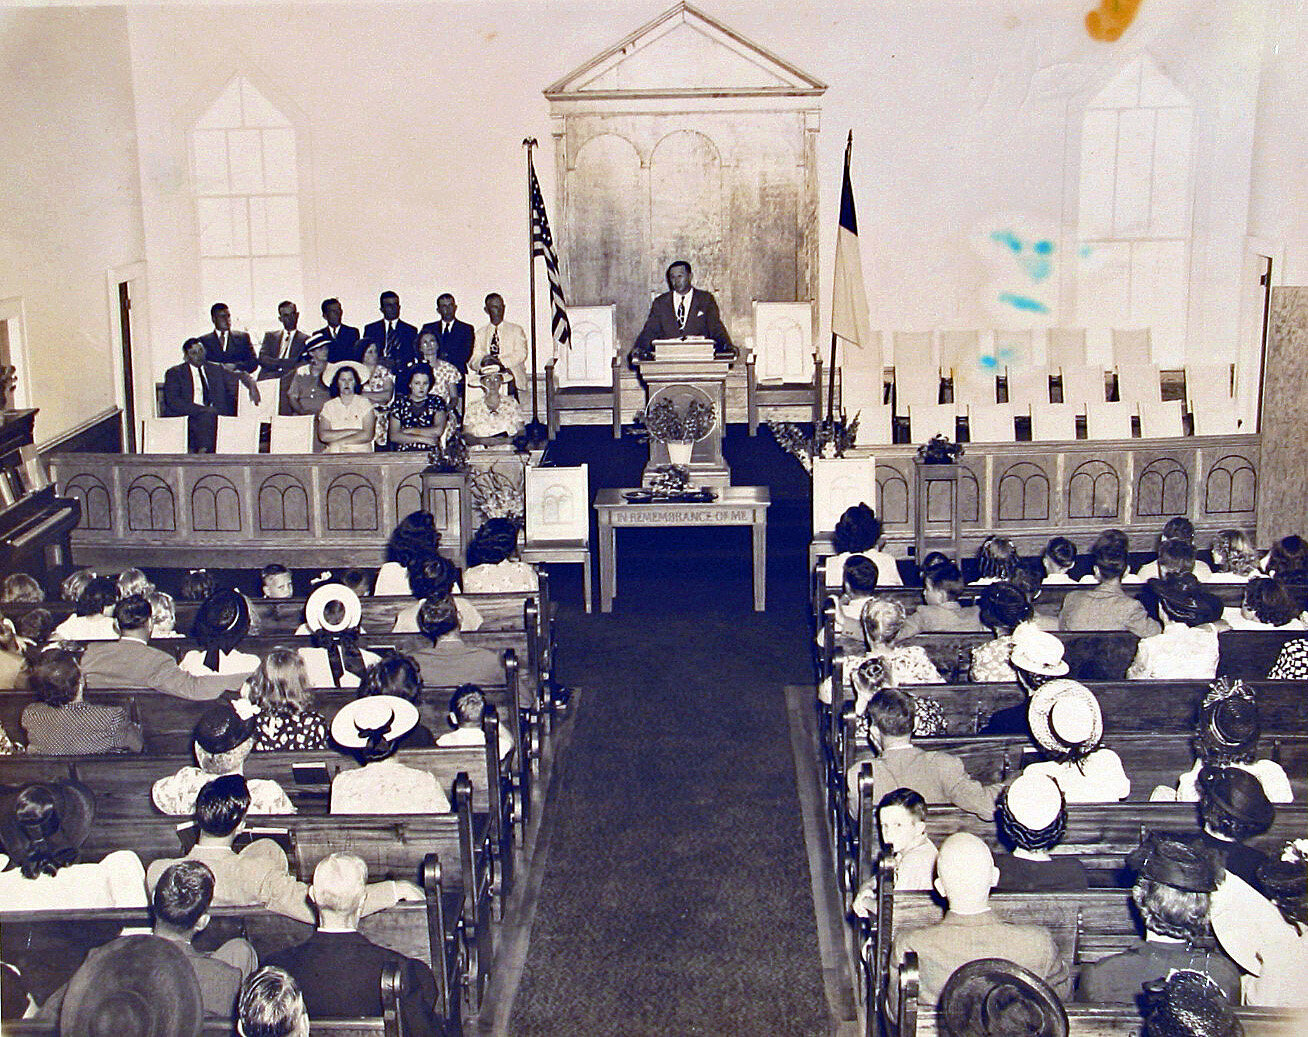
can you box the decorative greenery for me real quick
[916,433,964,464]
[765,412,862,474]
[635,396,716,443]
[645,464,691,493]
[468,468,524,521]
[427,430,469,473]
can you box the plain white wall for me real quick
[3,0,1305,440]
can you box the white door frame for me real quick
[106,261,151,445]
[0,296,32,410]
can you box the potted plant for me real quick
[639,395,716,467]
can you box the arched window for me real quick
[191,78,302,324]
[1076,56,1193,363]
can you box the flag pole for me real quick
[523,138,541,430]
[827,131,853,428]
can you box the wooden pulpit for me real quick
[637,339,733,487]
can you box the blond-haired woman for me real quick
[245,648,329,751]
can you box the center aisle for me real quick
[506,607,833,1035]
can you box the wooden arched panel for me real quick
[326,473,379,532]
[127,474,176,532]
[1068,459,1120,520]
[257,473,309,532]
[64,473,113,531]
[191,474,241,532]
[1137,458,1188,518]
[649,130,725,310]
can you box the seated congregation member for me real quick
[21,646,143,754]
[1194,765,1275,892]
[1127,573,1225,680]
[1,571,44,603]
[1221,575,1304,630]
[163,338,241,453]
[411,594,503,688]
[59,567,94,605]
[244,648,329,752]
[51,574,118,641]
[388,363,448,453]
[851,787,937,918]
[375,509,442,597]
[0,780,147,909]
[41,859,256,1022]
[392,554,482,633]
[886,832,1069,1018]
[846,686,997,820]
[463,358,525,442]
[1011,559,1059,631]
[1058,538,1161,638]
[1041,537,1079,584]
[823,502,902,589]
[260,563,294,599]
[1135,517,1214,581]
[850,656,946,739]
[463,517,537,593]
[974,534,1019,584]
[1262,534,1308,577]
[437,683,514,762]
[1209,528,1259,580]
[357,652,436,748]
[146,775,412,923]
[0,616,29,690]
[1077,835,1240,1003]
[14,608,53,649]
[179,568,217,602]
[116,567,154,600]
[149,590,184,638]
[286,336,331,418]
[1267,634,1308,678]
[239,966,311,1037]
[81,594,241,700]
[267,853,443,1035]
[316,361,376,453]
[297,583,381,689]
[329,695,450,814]
[1021,679,1130,802]
[411,329,463,410]
[993,771,1088,892]
[970,583,1034,682]
[821,554,880,651]
[153,701,295,816]
[1155,678,1292,804]
[852,599,943,685]
[894,559,981,639]
[181,589,261,678]
[358,338,396,406]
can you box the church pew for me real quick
[0,895,451,1032]
[897,631,1142,682]
[1217,629,1308,679]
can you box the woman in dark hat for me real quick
[1077,835,1241,1004]
[1194,765,1275,893]
[1141,970,1244,1037]
[0,780,147,910]
[179,589,259,678]
[1154,678,1293,804]
[970,582,1035,682]
[938,958,1068,1037]
[1127,573,1226,680]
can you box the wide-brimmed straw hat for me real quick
[324,360,370,388]
[330,694,419,750]
[938,958,1069,1037]
[305,583,363,633]
[1027,679,1102,754]
[59,934,202,1037]
[1009,625,1069,677]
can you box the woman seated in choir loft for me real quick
[387,363,448,454]
[462,358,525,444]
[317,361,377,454]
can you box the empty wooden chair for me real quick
[1138,399,1185,438]
[1005,367,1051,407]
[269,414,317,453]
[966,404,1019,443]
[907,404,958,443]
[1058,365,1108,408]
[1115,363,1162,404]
[1030,403,1077,442]
[852,403,894,447]
[893,364,942,412]
[1112,327,1153,366]
[215,415,262,454]
[140,416,188,453]
[1186,363,1241,435]
[1044,327,1087,369]
[1085,401,1135,440]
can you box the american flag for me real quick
[528,156,572,352]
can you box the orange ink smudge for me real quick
[1086,0,1144,42]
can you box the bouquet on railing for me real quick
[766,412,861,474]
[468,468,524,522]
[917,433,964,465]
[427,430,469,473]
[635,397,716,443]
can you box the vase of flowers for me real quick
[638,392,716,467]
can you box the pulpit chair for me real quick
[521,464,592,612]
[745,301,824,434]
[543,305,621,438]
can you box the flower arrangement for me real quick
[468,468,524,522]
[916,433,964,465]
[766,412,861,474]
[636,396,716,443]
[427,430,469,473]
[645,464,691,493]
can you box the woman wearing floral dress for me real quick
[388,364,449,453]
[358,339,395,448]
[244,647,329,751]
[410,330,462,413]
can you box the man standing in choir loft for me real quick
[470,292,529,391]
[632,260,736,364]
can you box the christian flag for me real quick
[528,155,572,352]
[831,131,871,350]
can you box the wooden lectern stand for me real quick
[637,338,733,487]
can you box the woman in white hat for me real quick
[979,624,1069,735]
[1020,679,1130,802]
[329,694,450,815]
[296,584,380,689]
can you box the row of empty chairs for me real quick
[142,413,316,453]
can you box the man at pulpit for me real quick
[631,260,736,363]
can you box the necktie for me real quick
[386,322,396,354]
[197,365,211,406]
[490,327,500,356]
[219,331,227,352]
[676,297,686,328]
[280,331,291,359]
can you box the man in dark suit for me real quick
[313,297,361,362]
[632,260,736,363]
[418,292,474,373]
[162,339,240,453]
[266,852,439,1036]
[258,300,310,380]
[198,302,257,373]
[363,290,418,370]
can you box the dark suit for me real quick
[633,287,734,358]
[162,361,238,453]
[418,319,475,373]
[363,319,419,370]
[258,329,310,379]
[197,330,257,372]
[314,324,361,362]
[266,929,442,1036]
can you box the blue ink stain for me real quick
[1025,257,1052,282]
[991,230,1023,253]
[996,348,1016,363]
[1078,244,1093,258]
[999,292,1049,313]
[1033,240,1054,255]
[979,355,999,370]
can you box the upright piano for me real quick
[0,410,79,586]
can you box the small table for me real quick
[594,486,771,612]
